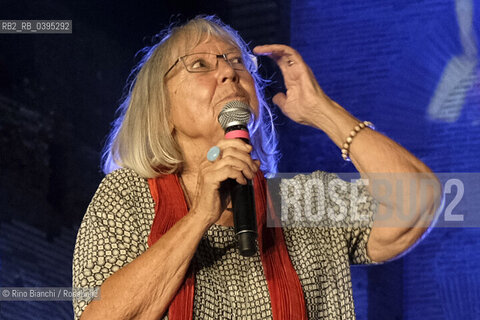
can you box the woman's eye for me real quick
[230,56,244,65]
[191,59,207,69]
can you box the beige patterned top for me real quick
[72,168,376,319]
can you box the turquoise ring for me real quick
[207,146,221,162]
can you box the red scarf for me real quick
[147,171,307,319]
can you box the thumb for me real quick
[272,92,287,109]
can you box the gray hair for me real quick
[102,15,279,178]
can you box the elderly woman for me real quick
[73,16,440,320]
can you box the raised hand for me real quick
[253,44,334,128]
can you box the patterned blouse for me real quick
[72,168,377,319]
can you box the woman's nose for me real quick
[217,58,239,83]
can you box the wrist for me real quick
[340,121,375,161]
[187,207,216,230]
[310,100,360,146]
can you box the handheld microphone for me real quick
[218,100,257,257]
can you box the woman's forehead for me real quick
[191,39,239,53]
[175,33,240,56]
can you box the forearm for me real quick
[81,211,211,320]
[311,99,441,260]
[310,99,429,173]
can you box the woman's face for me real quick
[166,37,258,148]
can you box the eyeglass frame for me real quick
[164,51,257,77]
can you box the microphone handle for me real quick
[230,178,257,256]
[224,125,257,256]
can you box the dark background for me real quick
[1,0,479,319]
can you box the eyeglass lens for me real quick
[182,53,246,72]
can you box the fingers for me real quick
[202,139,260,185]
[219,153,256,179]
[191,140,261,224]
[206,161,249,185]
[216,145,257,182]
[253,44,294,57]
[253,44,304,70]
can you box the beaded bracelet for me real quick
[341,121,374,161]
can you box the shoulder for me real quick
[79,168,155,249]
[276,170,375,230]
[100,167,149,189]
[88,168,154,221]
[92,168,150,200]
[282,170,349,183]
[279,170,370,199]
[277,170,350,204]
[278,170,345,188]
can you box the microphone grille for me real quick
[218,100,252,130]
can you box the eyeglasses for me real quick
[165,52,254,76]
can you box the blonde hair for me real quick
[102,15,278,178]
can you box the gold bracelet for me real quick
[341,121,374,161]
